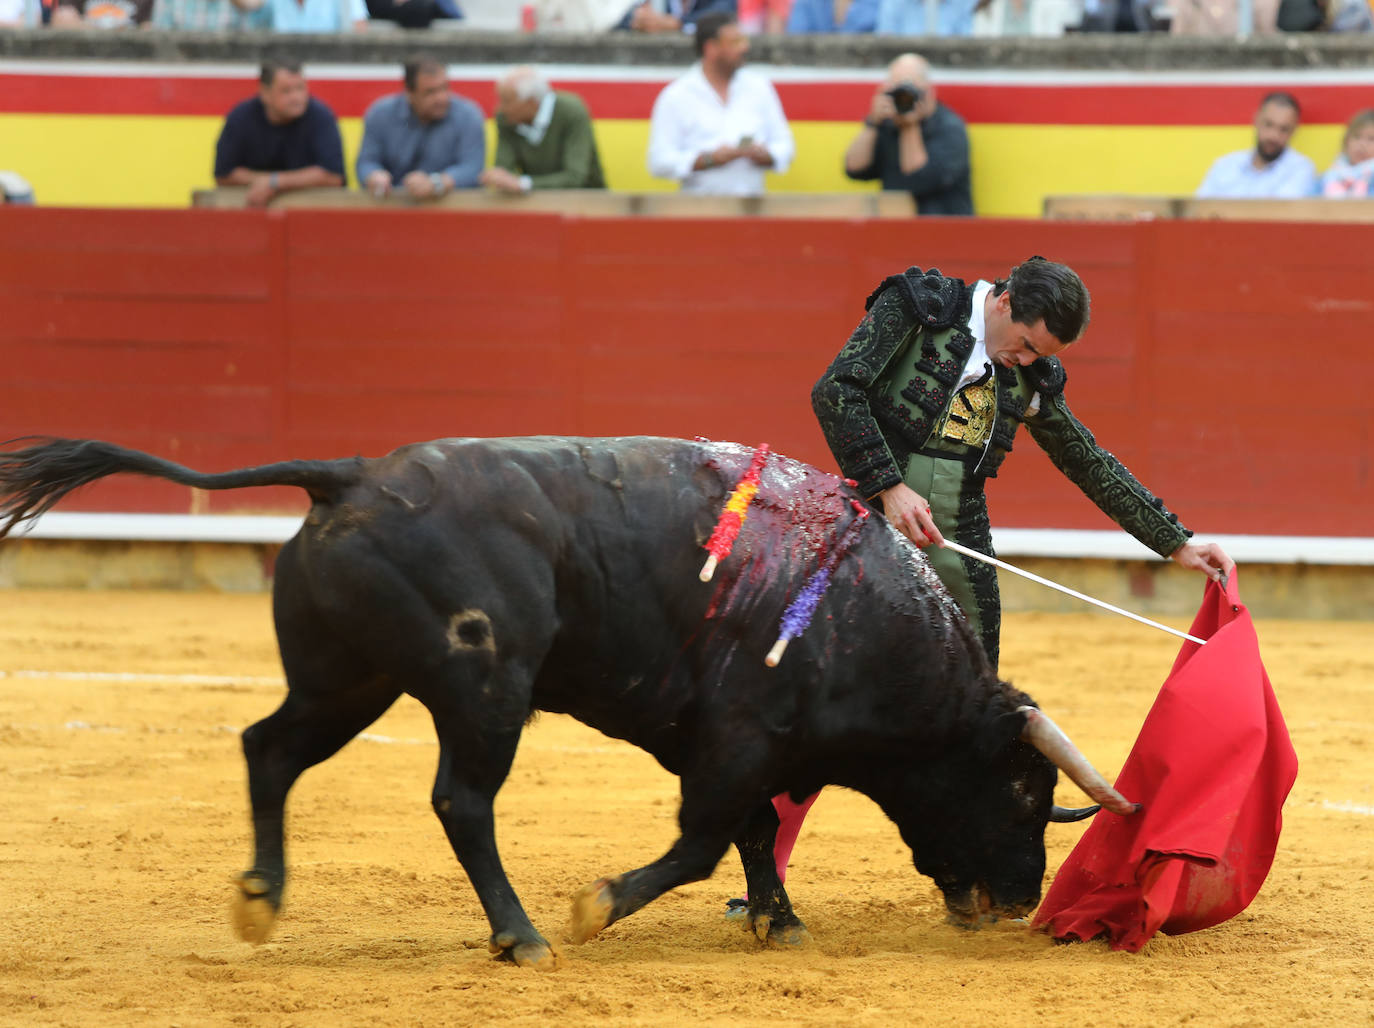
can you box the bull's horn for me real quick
[1017,705,1141,816]
[1048,804,1100,823]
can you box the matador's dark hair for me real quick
[993,256,1091,344]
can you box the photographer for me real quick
[843,53,972,217]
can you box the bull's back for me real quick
[274,435,973,758]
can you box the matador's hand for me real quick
[1170,541,1235,583]
[878,482,945,549]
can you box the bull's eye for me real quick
[1009,778,1037,814]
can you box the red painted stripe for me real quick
[0,72,1367,124]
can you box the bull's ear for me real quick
[976,707,1032,761]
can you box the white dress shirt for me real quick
[1195,146,1317,198]
[514,91,557,146]
[646,63,795,196]
[964,279,1043,415]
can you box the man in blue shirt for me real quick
[214,60,346,208]
[786,0,877,31]
[1196,92,1317,198]
[355,57,486,201]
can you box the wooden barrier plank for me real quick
[1,206,1370,538]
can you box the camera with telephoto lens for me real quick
[885,83,924,115]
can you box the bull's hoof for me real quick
[764,921,812,949]
[569,877,616,944]
[747,911,811,949]
[230,874,277,945]
[488,931,557,971]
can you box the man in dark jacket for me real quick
[214,59,345,208]
[843,52,973,217]
[812,256,1233,668]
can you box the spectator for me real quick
[737,0,788,30]
[528,0,625,27]
[1077,0,1154,30]
[479,66,606,194]
[844,52,972,216]
[49,0,153,25]
[614,0,737,32]
[1196,92,1317,198]
[1319,108,1374,197]
[214,60,346,209]
[785,0,877,28]
[262,0,367,31]
[356,57,486,201]
[151,0,268,30]
[872,0,981,35]
[646,11,794,196]
[1277,0,1372,29]
[1170,0,1278,34]
[365,0,457,28]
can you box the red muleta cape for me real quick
[1033,571,1299,951]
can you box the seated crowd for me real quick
[208,23,1372,217]
[210,18,976,213]
[3,11,1369,206]
[3,0,1370,34]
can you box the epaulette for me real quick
[863,266,969,332]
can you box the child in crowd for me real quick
[1319,109,1374,197]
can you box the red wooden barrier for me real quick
[2,206,1370,538]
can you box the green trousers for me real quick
[899,451,1001,670]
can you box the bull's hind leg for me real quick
[232,679,401,945]
[422,672,555,971]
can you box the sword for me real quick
[940,538,1208,646]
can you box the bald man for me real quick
[480,66,605,194]
[843,52,972,216]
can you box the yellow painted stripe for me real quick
[0,114,1346,216]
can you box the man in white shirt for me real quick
[646,11,795,197]
[1196,92,1317,199]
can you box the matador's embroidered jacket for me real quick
[811,266,1192,663]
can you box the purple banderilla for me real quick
[765,500,870,668]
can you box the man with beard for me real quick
[356,57,486,201]
[1196,92,1316,198]
[646,11,794,197]
[214,60,345,208]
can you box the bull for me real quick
[0,434,1137,969]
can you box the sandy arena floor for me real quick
[1,589,1370,1027]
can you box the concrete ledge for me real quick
[3,27,1374,71]
[1045,195,1374,221]
[191,186,917,217]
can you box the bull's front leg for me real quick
[731,797,812,948]
[569,779,809,949]
[569,830,733,945]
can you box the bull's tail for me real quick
[0,437,362,540]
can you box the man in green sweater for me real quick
[479,66,606,194]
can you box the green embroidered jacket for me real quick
[811,266,1192,559]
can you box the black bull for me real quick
[0,434,1135,969]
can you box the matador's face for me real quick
[983,288,1068,370]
